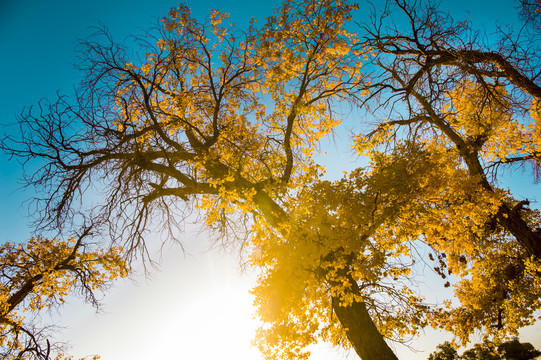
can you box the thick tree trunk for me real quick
[329,271,399,360]
[498,202,541,259]
[332,298,399,360]
[459,149,541,259]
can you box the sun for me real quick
[141,284,262,360]
[118,251,263,360]
[65,249,263,360]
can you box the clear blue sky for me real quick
[0,0,539,359]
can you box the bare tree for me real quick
[519,0,541,30]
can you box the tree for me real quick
[519,0,541,30]
[2,0,541,359]
[251,144,449,359]
[360,0,541,344]
[0,227,128,359]
[428,342,459,360]
[4,1,402,359]
[429,338,541,360]
[498,338,541,360]
[461,342,500,360]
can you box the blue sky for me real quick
[1,0,540,359]
[0,0,279,242]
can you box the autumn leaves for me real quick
[2,0,541,359]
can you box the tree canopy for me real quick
[0,228,127,360]
[429,338,541,360]
[1,0,540,359]
[361,0,541,344]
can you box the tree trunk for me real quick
[460,149,541,259]
[498,202,541,259]
[330,271,399,360]
[256,195,399,360]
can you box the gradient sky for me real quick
[0,0,540,359]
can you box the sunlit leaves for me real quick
[6,0,541,359]
[0,236,128,360]
[249,144,455,359]
[356,84,541,342]
[359,6,541,342]
[104,0,366,234]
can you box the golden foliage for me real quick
[0,236,128,359]
[356,74,541,345]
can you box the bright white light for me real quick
[142,289,259,360]
[126,283,261,359]
[64,247,263,360]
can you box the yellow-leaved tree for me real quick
[4,1,399,359]
[0,227,128,360]
[361,0,541,346]
[2,0,541,359]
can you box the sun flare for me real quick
[63,249,262,360]
[144,286,261,360]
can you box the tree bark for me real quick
[330,271,399,360]
[457,146,541,260]
[497,203,541,259]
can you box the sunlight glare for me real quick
[120,251,262,360]
[133,286,261,359]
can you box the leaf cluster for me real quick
[0,229,127,360]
